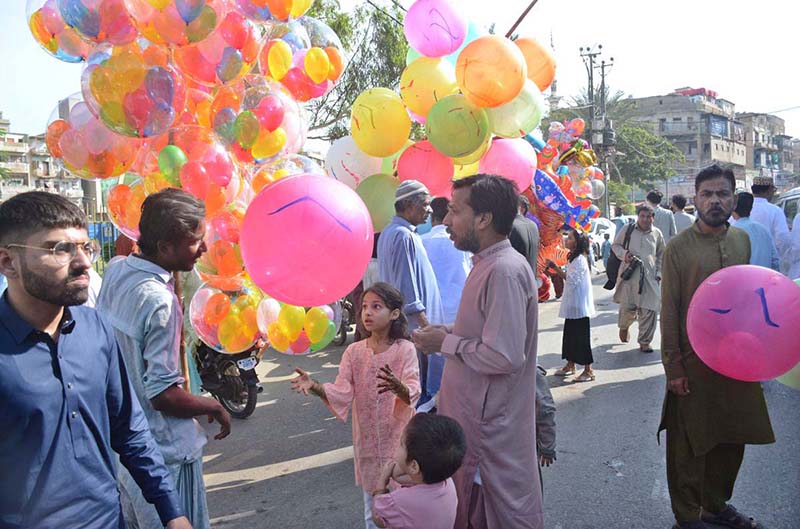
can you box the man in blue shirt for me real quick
[378,180,444,408]
[98,189,230,529]
[731,192,780,271]
[0,192,190,529]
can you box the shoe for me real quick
[640,344,654,353]
[554,366,575,376]
[619,329,629,343]
[574,372,596,382]
[672,522,709,529]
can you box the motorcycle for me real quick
[193,341,264,419]
[333,296,355,346]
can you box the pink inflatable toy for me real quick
[687,265,800,382]
[403,0,466,58]
[240,174,374,306]
[478,138,538,192]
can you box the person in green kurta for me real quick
[659,165,774,529]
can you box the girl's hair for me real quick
[567,230,591,263]
[362,282,409,340]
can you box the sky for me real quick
[2,0,798,139]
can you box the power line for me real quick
[765,105,800,114]
[365,0,403,26]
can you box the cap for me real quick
[752,176,775,187]
[395,180,430,201]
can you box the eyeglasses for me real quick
[6,241,99,265]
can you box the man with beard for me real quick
[98,189,230,529]
[0,192,190,529]
[413,174,542,529]
[660,165,774,529]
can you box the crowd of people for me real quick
[0,164,796,529]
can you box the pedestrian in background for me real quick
[549,229,596,382]
[509,195,540,274]
[647,189,677,244]
[601,232,612,269]
[731,192,780,271]
[292,282,420,529]
[613,204,666,354]
[670,194,694,234]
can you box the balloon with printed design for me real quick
[403,0,466,58]
[46,93,144,180]
[124,0,227,47]
[240,174,374,306]
[190,277,264,354]
[351,88,411,158]
[27,0,92,62]
[687,266,800,382]
[425,94,490,158]
[400,57,458,119]
[455,35,527,108]
[81,39,186,138]
[324,135,383,189]
[515,37,556,92]
[172,10,261,86]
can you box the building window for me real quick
[715,144,718,150]
[688,143,694,154]
[704,143,710,154]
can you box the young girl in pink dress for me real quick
[291,282,420,529]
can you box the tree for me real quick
[306,0,409,142]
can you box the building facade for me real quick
[736,113,795,191]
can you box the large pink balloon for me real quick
[403,0,467,58]
[478,138,537,192]
[687,265,800,382]
[397,140,454,198]
[240,174,374,306]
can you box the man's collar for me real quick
[127,255,172,284]
[392,216,417,232]
[473,239,511,263]
[0,292,76,345]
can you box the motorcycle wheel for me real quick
[217,381,258,419]
[333,300,354,346]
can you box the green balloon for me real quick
[157,145,187,186]
[486,80,545,138]
[310,321,338,352]
[234,111,260,150]
[425,94,490,158]
[356,173,400,232]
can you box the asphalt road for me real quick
[202,274,800,529]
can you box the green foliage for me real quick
[606,179,632,211]
[614,123,684,189]
[306,0,408,141]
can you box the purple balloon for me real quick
[403,0,467,58]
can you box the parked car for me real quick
[775,187,800,229]
[588,218,616,261]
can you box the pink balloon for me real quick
[240,174,374,306]
[290,331,311,354]
[403,0,467,57]
[254,94,285,132]
[687,265,800,382]
[478,138,537,191]
[397,140,454,197]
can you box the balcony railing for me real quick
[0,140,29,154]
[0,161,29,173]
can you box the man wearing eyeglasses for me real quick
[0,192,191,529]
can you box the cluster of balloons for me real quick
[323,0,555,238]
[28,0,377,356]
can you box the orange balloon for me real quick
[208,240,243,277]
[204,292,231,325]
[46,120,70,159]
[325,47,344,81]
[455,35,527,108]
[204,185,227,216]
[515,38,556,92]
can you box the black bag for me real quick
[603,222,636,290]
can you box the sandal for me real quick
[701,504,765,529]
[574,372,596,382]
[554,366,575,376]
[640,344,655,353]
[619,328,629,343]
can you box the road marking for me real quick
[255,398,277,408]
[288,428,325,439]
[205,448,264,473]
[210,509,262,526]
[205,446,354,492]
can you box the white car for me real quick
[588,218,617,261]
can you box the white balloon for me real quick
[324,135,383,189]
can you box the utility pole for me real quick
[579,45,615,217]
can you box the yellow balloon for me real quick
[268,40,293,81]
[400,57,458,118]
[290,0,313,17]
[453,160,480,180]
[145,0,170,8]
[278,305,305,342]
[351,88,411,158]
[252,128,287,159]
[304,47,331,85]
[267,321,290,352]
[304,307,330,343]
[218,315,251,353]
[451,134,491,165]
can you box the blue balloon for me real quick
[175,0,206,24]
[213,107,238,145]
[58,0,100,38]
[145,67,175,108]
[216,47,244,83]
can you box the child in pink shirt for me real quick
[291,283,420,529]
[371,413,466,529]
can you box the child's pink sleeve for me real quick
[323,345,356,421]
[393,340,421,421]
[373,492,403,529]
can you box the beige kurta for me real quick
[659,223,774,455]
[612,224,666,312]
[438,239,542,529]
